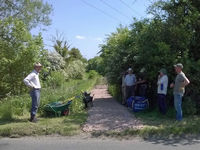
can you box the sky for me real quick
[32,0,154,60]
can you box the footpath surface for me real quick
[83,85,143,132]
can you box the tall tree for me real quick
[0,0,52,30]
[0,18,45,97]
[53,40,69,58]
[68,48,83,61]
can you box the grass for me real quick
[0,112,87,137]
[106,83,200,138]
[0,75,101,137]
[91,108,200,139]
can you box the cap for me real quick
[174,63,183,69]
[159,68,167,75]
[128,68,132,71]
[34,62,42,67]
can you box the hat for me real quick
[159,68,167,75]
[34,62,42,67]
[128,68,132,71]
[174,63,183,69]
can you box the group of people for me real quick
[121,68,147,104]
[122,63,190,121]
[23,62,190,123]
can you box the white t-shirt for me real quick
[157,75,168,95]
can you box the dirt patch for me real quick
[83,85,143,132]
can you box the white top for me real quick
[157,75,168,95]
[24,70,41,89]
[124,74,136,86]
[122,75,126,87]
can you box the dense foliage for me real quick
[0,0,88,98]
[0,18,45,97]
[90,0,200,113]
[0,0,52,29]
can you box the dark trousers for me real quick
[157,94,167,115]
[126,85,135,99]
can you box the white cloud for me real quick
[75,35,86,40]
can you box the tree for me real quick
[87,56,105,75]
[99,0,200,109]
[68,47,84,62]
[100,26,137,84]
[53,40,69,59]
[0,18,45,97]
[0,0,52,30]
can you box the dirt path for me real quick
[83,85,143,132]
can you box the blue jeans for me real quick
[30,89,40,117]
[174,94,183,121]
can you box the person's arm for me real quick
[124,75,127,86]
[183,75,190,87]
[23,73,35,88]
[134,75,137,84]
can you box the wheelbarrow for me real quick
[43,100,72,117]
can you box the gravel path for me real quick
[83,85,143,132]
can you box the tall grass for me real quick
[0,74,99,120]
[0,74,100,137]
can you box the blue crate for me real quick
[132,96,149,112]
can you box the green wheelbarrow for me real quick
[43,100,72,117]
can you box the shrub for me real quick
[0,100,13,120]
[182,97,197,116]
[88,70,98,79]
[108,84,122,102]
[47,52,66,71]
[46,71,65,88]
[65,60,86,79]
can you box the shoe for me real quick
[29,116,38,123]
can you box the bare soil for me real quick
[83,85,143,132]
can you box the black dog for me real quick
[83,92,94,109]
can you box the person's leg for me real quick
[157,94,163,113]
[132,85,135,96]
[122,87,126,104]
[160,94,167,115]
[30,89,40,122]
[157,94,162,113]
[126,86,131,99]
[174,94,183,121]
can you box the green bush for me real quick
[65,60,86,80]
[0,100,13,121]
[88,70,98,79]
[46,71,65,88]
[182,97,197,116]
[108,84,122,102]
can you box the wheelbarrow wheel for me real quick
[63,109,69,116]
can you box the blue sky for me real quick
[32,0,153,59]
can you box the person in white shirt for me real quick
[124,68,137,100]
[121,71,127,105]
[157,68,168,115]
[24,62,42,123]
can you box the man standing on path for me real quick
[170,63,190,121]
[121,71,127,105]
[124,68,136,100]
[24,62,42,123]
[157,68,168,115]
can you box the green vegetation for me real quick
[1,0,200,138]
[89,0,200,114]
[0,75,100,137]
